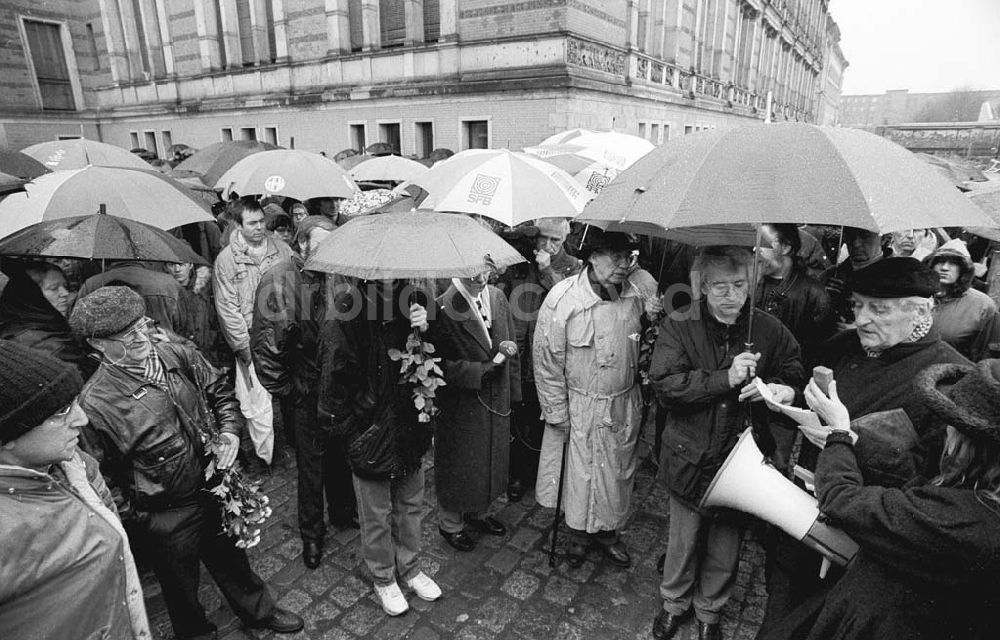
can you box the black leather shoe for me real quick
[565,541,588,567]
[698,621,721,640]
[251,608,304,634]
[439,527,476,551]
[303,540,322,569]
[652,610,683,640]
[507,479,525,502]
[601,541,632,568]
[464,515,507,536]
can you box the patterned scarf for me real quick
[863,315,934,358]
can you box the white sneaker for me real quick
[406,571,442,601]
[374,581,409,616]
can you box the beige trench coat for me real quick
[533,268,651,533]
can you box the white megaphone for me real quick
[700,428,858,573]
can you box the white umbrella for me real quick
[0,166,213,239]
[215,149,359,200]
[401,149,593,227]
[22,139,151,171]
[349,155,429,183]
[525,129,655,170]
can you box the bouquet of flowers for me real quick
[202,433,273,548]
[388,330,447,423]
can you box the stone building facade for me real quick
[1,0,846,156]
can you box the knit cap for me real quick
[0,340,83,443]
[69,286,146,339]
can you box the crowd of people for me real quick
[2,184,1000,640]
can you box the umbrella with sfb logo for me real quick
[215,149,359,201]
[399,149,593,227]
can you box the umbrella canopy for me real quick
[22,139,151,171]
[0,150,50,195]
[581,123,998,236]
[402,149,593,227]
[527,130,654,170]
[173,140,281,187]
[0,213,208,265]
[0,166,214,239]
[337,153,371,170]
[965,181,1000,240]
[304,209,525,279]
[365,142,395,156]
[535,152,620,194]
[216,149,359,201]
[339,188,398,218]
[0,150,50,179]
[349,155,429,183]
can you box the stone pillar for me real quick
[360,0,380,51]
[97,0,130,82]
[115,0,146,79]
[326,0,351,54]
[153,0,175,74]
[218,0,243,67]
[404,0,424,45]
[271,0,289,62]
[439,0,457,42]
[192,0,222,70]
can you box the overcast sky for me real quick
[829,0,1000,95]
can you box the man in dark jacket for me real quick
[316,279,441,617]
[0,260,96,378]
[501,217,581,500]
[251,216,357,570]
[818,227,887,329]
[70,286,303,640]
[649,246,805,640]
[433,272,521,551]
[756,257,972,637]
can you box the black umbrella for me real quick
[0,211,208,265]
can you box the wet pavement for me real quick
[143,444,767,640]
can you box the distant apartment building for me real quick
[0,0,846,156]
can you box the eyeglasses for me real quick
[115,317,152,347]
[707,280,748,296]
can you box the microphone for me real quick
[492,341,518,365]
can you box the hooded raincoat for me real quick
[533,268,650,533]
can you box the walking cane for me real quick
[548,439,569,567]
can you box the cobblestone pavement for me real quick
[143,444,767,640]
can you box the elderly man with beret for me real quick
[0,340,150,640]
[757,257,971,637]
[69,286,303,640]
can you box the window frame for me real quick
[460,117,492,151]
[18,16,83,112]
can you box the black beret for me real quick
[849,257,939,298]
[579,228,637,261]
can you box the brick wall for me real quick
[458,0,567,42]
[565,0,627,47]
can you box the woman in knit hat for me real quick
[929,238,1000,361]
[761,364,1000,640]
[0,339,150,640]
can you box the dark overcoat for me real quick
[760,432,1000,640]
[433,284,521,512]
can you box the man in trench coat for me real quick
[533,231,658,569]
[433,272,521,551]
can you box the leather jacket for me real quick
[78,341,243,522]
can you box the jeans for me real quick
[135,496,276,639]
[352,465,425,586]
[659,495,743,624]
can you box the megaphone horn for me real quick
[700,429,858,569]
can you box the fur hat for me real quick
[916,360,1000,445]
[69,286,146,339]
[578,228,637,261]
[850,257,939,298]
[0,340,83,444]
